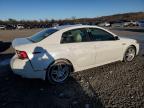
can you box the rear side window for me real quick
[88,28,115,41]
[61,28,89,43]
[28,29,58,43]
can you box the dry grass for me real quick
[0,29,42,42]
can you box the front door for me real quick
[87,28,123,65]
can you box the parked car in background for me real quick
[124,21,138,27]
[137,20,144,27]
[111,21,124,27]
[17,24,24,29]
[98,22,111,27]
[52,23,59,27]
[0,25,6,30]
[11,25,139,84]
[6,24,16,30]
[104,22,111,27]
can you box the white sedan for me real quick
[10,25,139,84]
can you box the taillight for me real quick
[16,50,28,60]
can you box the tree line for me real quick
[0,12,144,28]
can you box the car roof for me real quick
[53,24,99,30]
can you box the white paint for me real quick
[10,25,139,80]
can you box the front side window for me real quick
[88,28,115,41]
[28,29,58,43]
[61,28,89,43]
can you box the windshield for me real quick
[28,28,58,42]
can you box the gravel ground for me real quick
[81,56,144,107]
[0,56,144,108]
[0,28,144,108]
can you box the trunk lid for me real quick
[12,38,32,49]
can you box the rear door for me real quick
[61,28,96,67]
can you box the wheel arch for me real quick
[129,44,137,54]
[124,44,137,54]
[123,44,137,62]
[45,58,74,80]
[55,58,75,72]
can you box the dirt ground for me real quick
[0,28,144,108]
[0,29,42,42]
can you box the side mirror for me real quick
[114,36,119,40]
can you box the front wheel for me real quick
[46,60,72,84]
[123,46,136,62]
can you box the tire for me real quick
[123,46,136,62]
[46,60,72,84]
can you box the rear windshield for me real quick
[28,28,58,43]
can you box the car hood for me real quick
[119,37,136,42]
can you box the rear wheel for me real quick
[123,46,136,62]
[46,60,72,84]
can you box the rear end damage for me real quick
[10,38,46,80]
